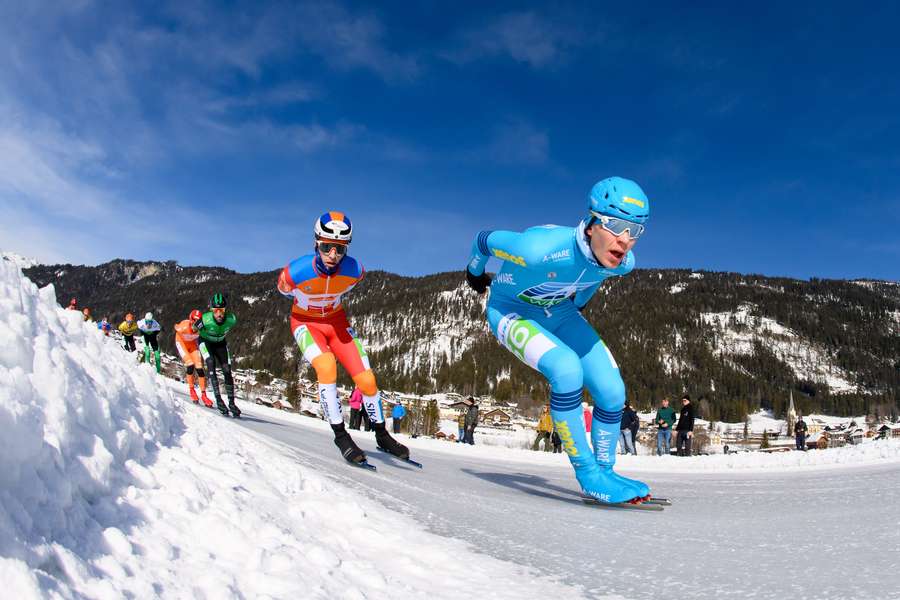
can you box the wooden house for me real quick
[481,408,512,426]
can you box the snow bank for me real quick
[1,258,585,599]
[0,256,181,597]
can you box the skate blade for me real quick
[377,447,422,468]
[582,497,664,511]
[350,460,377,471]
[643,496,672,506]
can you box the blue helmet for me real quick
[588,177,650,224]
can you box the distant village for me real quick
[157,357,899,454]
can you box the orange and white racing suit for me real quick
[175,319,206,392]
[277,252,383,424]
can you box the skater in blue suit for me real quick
[465,177,652,505]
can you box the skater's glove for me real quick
[465,269,492,294]
[192,319,204,332]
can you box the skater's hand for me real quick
[687,431,693,438]
[192,318,204,332]
[465,269,492,294]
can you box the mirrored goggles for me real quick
[590,212,645,240]
[317,241,348,256]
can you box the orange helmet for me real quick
[189,309,202,322]
[82,307,91,315]
[125,313,134,321]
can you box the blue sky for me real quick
[1,1,898,280]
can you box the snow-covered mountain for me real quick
[21,259,900,420]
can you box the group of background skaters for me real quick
[69,296,241,418]
[69,175,660,506]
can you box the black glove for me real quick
[192,318,204,332]
[465,269,492,294]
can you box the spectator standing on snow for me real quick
[795,416,808,451]
[348,388,363,430]
[676,395,695,456]
[533,404,553,451]
[391,398,406,434]
[463,397,479,445]
[551,429,562,453]
[655,397,676,456]
[619,401,638,455]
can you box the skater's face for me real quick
[587,222,636,269]
[317,240,347,269]
[212,307,226,323]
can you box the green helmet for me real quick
[210,292,228,308]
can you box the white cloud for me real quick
[289,1,419,80]
[444,12,586,69]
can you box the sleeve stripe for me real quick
[476,230,493,255]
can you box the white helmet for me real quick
[145,312,153,321]
[314,211,352,242]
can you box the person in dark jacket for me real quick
[795,416,808,451]
[463,397,479,445]
[619,402,638,454]
[551,429,562,453]
[675,395,695,456]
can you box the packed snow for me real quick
[0,257,585,599]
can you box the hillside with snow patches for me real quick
[0,256,587,599]
[21,259,900,418]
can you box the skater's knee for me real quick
[311,353,337,384]
[544,350,583,393]
[196,368,205,378]
[352,370,378,396]
[587,374,625,410]
[185,365,195,375]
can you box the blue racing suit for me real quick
[468,221,648,502]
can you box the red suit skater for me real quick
[277,211,410,465]
[175,309,212,407]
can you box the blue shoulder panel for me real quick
[288,254,318,283]
[338,255,363,278]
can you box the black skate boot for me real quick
[216,398,229,416]
[374,423,409,460]
[227,401,241,418]
[332,424,366,464]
